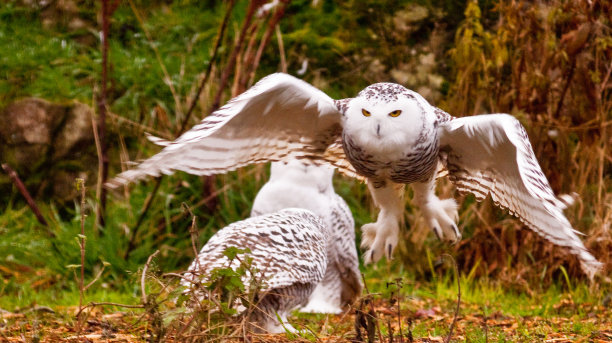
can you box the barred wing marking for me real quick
[439,114,601,278]
[321,136,361,180]
[182,209,328,290]
[107,73,343,187]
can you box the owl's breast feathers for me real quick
[341,131,439,187]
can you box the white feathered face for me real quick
[342,83,427,156]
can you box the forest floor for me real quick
[1,277,610,342]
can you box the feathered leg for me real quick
[249,283,315,334]
[361,181,405,263]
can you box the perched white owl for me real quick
[250,160,362,314]
[181,208,328,333]
[109,73,601,278]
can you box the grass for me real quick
[1,259,609,341]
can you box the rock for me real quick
[0,98,97,202]
[53,102,94,160]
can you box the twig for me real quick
[483,307,488,343]
[235,17,263,96]
[177,0,236,135]
[210,0,264,112]
[141,250,160,305]
[1,163,50,230]
[75,302,145,318]
[189,215,200,257]
[92,112,103,231]
[75,178,87,337]
[275,24,287,73]
[96,0,113,228]
[128,0,183,118]
[360,273,384,343]
[553,58,577,119]
[395,279,404,343]
[125,177,162,259]
[244,0,289,89]
[442,253,461,343]
[77,179,87,311]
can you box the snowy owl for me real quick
[108,73,601,278]
[181,208,328,334]
[250,160,362,314]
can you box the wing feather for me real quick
[182,209,327,290]
[107,73,344,187]
[439,114,601,278]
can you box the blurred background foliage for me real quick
[0,0,610,301]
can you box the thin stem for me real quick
[178,0,236,135]
[125,177,162,259]
[128,0,183,118]
[1,164,50,231]
[75,178,86,336]
[96,0,112,228]
[141,250,160,305]
[443,253,461,343]
[210,0,264,112]
[245,0,288,88]
[75,302,145,318]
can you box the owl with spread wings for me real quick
[109,73,601,278]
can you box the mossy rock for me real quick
[0,98,98,203]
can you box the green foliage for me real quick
[0,3,95,106]
[207,247,252,294]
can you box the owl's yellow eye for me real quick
[362,109,371,117]
[389,110,402,117]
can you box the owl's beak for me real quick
[376,123,381,137]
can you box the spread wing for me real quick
[322,136,363,180]
[439,113,601,278]
[107,73,349,187]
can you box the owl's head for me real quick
[270,160,334,192]
[341,83,433,155]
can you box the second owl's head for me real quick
[342,83,432,154]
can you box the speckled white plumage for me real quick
[109,73,601,278]
[181,208,328,333]
[251,160,362,314]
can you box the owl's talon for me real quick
[433,226,442,241]
[419,196,460,243]
[448,224,461,244]
[360,217,399,264]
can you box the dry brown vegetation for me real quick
[394,0,612,285]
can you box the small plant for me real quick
[174,246,275,340]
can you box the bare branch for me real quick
[1,163,50,230]
[443,254,461,343]
[141,250,161,305]
[178,0,236,135]
[95,0,114,228]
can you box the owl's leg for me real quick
[412,178,460,243]
[361,180,405,263]
[300,270,343,314]
[250,283,314,333]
